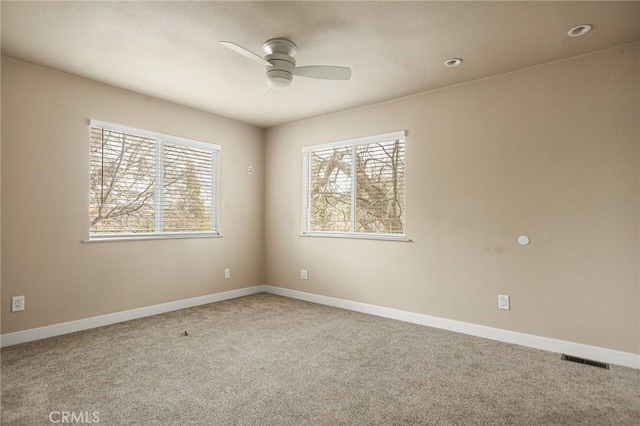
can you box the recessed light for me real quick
[444,58,463,67]
[567,24,592,37]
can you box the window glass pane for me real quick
[89,128,156,234]
[309,146,352,232]
[355,140,405,234]
[89,123,219,238]
[303,131,406,237]
[162,142,213,232]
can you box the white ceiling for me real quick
[1,1,638,128]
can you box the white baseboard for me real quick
[0,285,265,348]
[4,284,637,369]
[263,285,640,369]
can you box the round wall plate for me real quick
[517,235,530,246]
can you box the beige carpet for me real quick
[1,293,639,425]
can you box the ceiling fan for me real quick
[220,38,352,89]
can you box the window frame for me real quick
[88,120,221,242]
[302,130,407,241]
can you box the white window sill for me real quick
[300,232,411,242]
[83,232,222,243]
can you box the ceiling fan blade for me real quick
[219,41,271,67]
[293,66,352,80]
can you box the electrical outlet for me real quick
[300,269,309,280]
[224,268,231,279]
[248,166,254,175]
[12,296,25,312]
[498,295,510,310]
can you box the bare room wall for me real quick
[1,57,265,334]
[265,44,639,354]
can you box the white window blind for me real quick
[302,131,406,238]
[89,120,220,239]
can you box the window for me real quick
[89,120,220,240]
[302,131,406,239]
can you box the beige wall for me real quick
[265,44,640,354]
[2,43,638,355]
[1,57,265,333]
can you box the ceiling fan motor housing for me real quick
[265,53,296,88]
